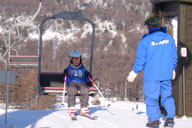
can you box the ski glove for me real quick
[172,70,176,80]
[127,70,137,82]
[63,68,69,76]
[85,71,92,78]
[86,82,92,87]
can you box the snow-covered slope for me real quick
[0,101,192,128]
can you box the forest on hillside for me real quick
[0,0,151,109]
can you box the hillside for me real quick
[0,0,151,109]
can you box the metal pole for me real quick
[85,18,95,74]
[5,36,10,124]
[183,60,186,116]
[5,67,9,124]
[125,81,127,100]
[61,75,67,106]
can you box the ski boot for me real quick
[68,107,77,120]
[80,107,98,119]
[146,120,159,128]
[164,118,174,128]
[80,107,90,116]
[68,107,75,115]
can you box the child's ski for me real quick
[70,114,77,120]
[75,112,97,120]
[79,113,98,120]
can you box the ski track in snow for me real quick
[0,101,192,128]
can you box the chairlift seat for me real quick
[9,56,38,68]
[39,72,97,95]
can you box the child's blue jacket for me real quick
[65,64,90,85]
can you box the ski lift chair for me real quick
[38,5,99,96]
[7,0,42,68]
[9,56,38,68]
[39,72,99,96]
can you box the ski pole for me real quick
[62,74,67,106]
[88,76,105,99]
[88,76,114,115]
[88,76,111,107]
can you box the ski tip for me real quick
[70,114,77,120]
[79,114,98,120]
[88,115,98,120]
[71,117,77,120]
[91,117,98,120]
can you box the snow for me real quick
[171,16,178,47]
[81,23,92,39]
[0,26,2,33]
[92,0,109,9]
[28,26,80,42]
[1,99,192,128]
[128,24,144,33]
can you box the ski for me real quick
[79,113,98,120]
[71,115,77,120]
[71,116,77,120]
[75,113,97,120]
[70,114,77,120]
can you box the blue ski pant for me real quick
[144,80,175,121]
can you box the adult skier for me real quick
[63,50,92,118]
[127,13,178,128]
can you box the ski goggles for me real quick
[71,57,80,60]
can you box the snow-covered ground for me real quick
[0,99,192,128]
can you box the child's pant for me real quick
[67,82,89,108]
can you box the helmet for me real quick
[69,50,82,58]
[144,13,161,27]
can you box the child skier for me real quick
[63,50,92,118]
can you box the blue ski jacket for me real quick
[65,64,90,85]
[133,27,178,81]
